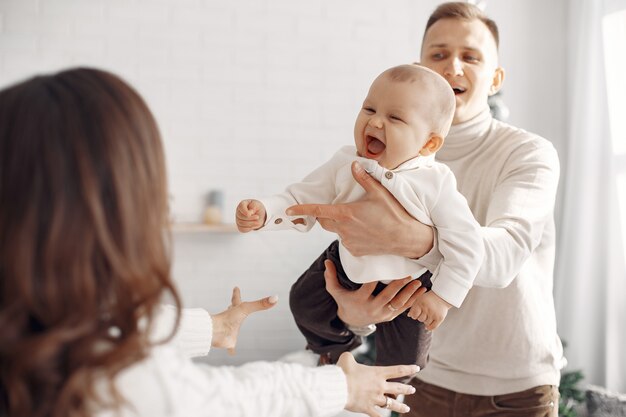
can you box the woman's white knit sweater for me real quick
[95,306,347,417]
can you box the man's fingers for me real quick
[350,161,385,195]
[355,281,377,297]
[323,260,343,294]
[316,218,339,233]
[395,280,424,310]
[286,203,338,219]
[375,277,414,306]
[406,286,427,307]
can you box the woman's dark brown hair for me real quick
[0,68,181,417]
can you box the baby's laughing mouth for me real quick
[366,135,386,157]
[452,86,466,95]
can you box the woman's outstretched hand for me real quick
[337,352,419,416]
[210,287,278,354]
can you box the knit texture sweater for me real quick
[95,306,347,417]
[416,108,565,395]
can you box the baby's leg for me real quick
[374,271,433,369]
[289,240,362,363]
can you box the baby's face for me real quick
[354,75,432,170]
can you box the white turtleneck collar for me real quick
[438,108,494,160]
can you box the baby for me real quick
[236,64,483,369]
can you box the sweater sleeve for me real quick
[150,305,213,358]
[418,140,559,289]
[475,140,559,288]
[472,140,560,288]
[188,359,348,417]
[111,344,348,417]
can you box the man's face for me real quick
[421,18,503,124]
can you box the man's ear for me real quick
[489,66,505,96]
[420,134,444,156]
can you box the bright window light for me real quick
[603,8,626,260]
[603,9,626,155]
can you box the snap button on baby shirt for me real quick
[385,171,394,179]
[274,218,283,224]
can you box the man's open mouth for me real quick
[366,135,386,156]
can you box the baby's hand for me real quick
[236,199,267,232]
[408,291,452,331]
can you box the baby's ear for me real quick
[420,134,444,156]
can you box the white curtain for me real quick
[555,0,626,393]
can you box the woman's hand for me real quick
[337,352,419,416]
[286,161,434,259]
[324,260,426,327]
[210,287,278,354]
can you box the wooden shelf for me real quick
[171,223,239,234]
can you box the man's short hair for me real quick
[424,2,499,49]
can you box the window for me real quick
[603,8,626,260]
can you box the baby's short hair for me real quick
[382,64,455,138]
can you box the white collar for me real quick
[357,153,435,178]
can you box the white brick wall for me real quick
[0,0,566,366]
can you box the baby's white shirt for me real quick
[259,146,483,307]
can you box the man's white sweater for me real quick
[417,108,565,395]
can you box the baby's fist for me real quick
[236,199,266,232]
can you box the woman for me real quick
[0,68,418,417]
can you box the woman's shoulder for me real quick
[93,345,187,416]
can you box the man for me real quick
[287,3,563,416]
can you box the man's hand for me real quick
[210,287,278,354]
[323,260,426,327]
[286,161,434,258]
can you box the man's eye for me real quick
[464,55,479,62]
[363,107,375,114]
[431,53,445,60]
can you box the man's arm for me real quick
[471,141,560,288]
